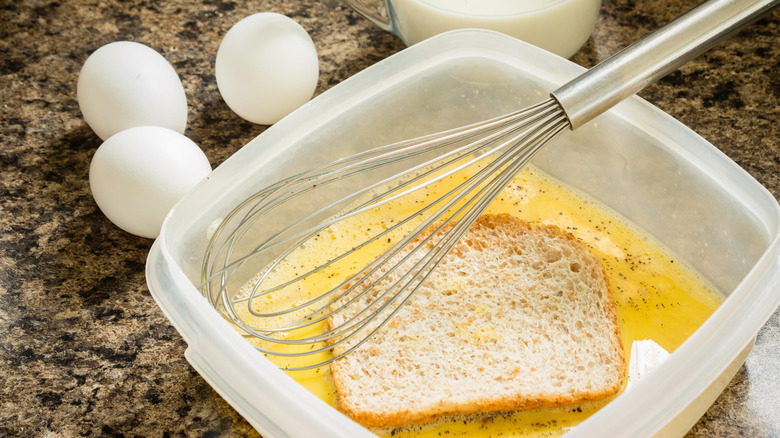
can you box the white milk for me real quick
[388,0,601,57]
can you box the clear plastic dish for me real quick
[146,29,780,438]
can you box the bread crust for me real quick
[329,213,626,428]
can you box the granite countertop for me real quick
[1,0,778,436]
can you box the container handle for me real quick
[340,0,394,32]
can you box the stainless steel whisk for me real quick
[201,0,778,371]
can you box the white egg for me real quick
[216,13,319,125]
[78,41,188,140]
[89,126,211,239]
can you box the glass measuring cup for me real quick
[341,0,601,58]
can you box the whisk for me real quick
[201,0,778,371]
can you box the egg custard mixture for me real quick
[233,164,723,437]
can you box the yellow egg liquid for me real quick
[234,165,723,437]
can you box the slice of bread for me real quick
[328,213,625,428]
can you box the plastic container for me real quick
[146,30,780,437]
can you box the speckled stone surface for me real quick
[0,0,777,436]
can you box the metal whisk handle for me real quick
[552,0,779,130]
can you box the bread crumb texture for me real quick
[328,213,626,427]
